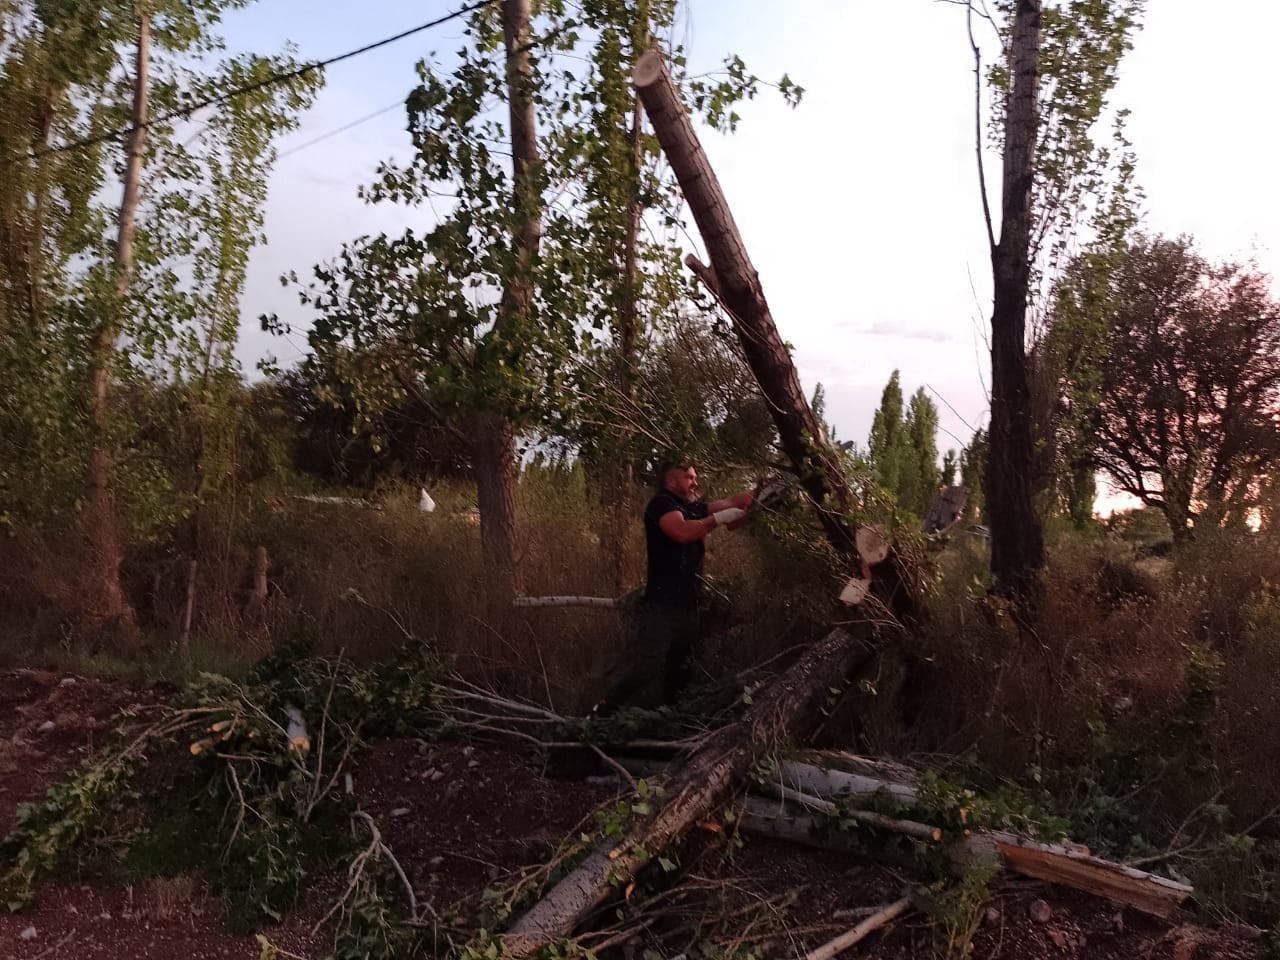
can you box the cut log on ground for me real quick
[759,783,942,841]
[503,626,874,954]
[776,759,920,807]
[972,832,1193,919]
[742,789,1193,918]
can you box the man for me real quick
[600,460,754,711]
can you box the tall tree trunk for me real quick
[986,0,1045,600]
[467,0,541,600]
[607,95,645,592]
[85,14,150,632]
[469,410,520,597]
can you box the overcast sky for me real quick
[221,0,1280,498]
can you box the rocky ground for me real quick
[0,669,1262,959]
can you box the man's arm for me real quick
[657,510,717,544]
[706,490,755,531]
[706,490,754,513]
[656,503,749,543]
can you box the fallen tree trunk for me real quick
[741,791,1193,918]
[777,759,920,807]
[971,832,1193,919]
[504,626,873,953]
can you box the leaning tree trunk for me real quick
[633,51,854,550]
[503,51,920,955]
[470,0,543,600]
[85,14,150,632]
[986,0,1045,601]
[505,627,869,952]
[633,50,913,610]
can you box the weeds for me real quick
[0,635,441,949]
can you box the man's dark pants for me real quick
[601,601,700,711]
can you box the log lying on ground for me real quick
[503,626,873,954]
[964,832,1194,919]
[741,789,1193,919]
[777,758,920,807]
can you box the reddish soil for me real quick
[0,670,1263,959]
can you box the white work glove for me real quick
[712,507,747,527]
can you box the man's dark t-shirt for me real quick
[643,492,709,609]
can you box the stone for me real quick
[1029,899,1052,923]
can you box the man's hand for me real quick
[712,506,747,527]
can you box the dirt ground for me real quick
[0,669,1262,959]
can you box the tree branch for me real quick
[967,1,997,253]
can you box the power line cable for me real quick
[16,0,492,165]
[276,99,405,160]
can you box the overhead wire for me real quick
[275,100,405,160]
[14,0,493,165]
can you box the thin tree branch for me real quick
[967,1,998,253]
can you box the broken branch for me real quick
[803,897,913,960]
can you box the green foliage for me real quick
[1062,235,1280,538]
[913,864,998,960]
[868,370,906,497]
[985,0,1145,299]
[959,427,988,524]
[0,0,320,540]
[867,371,942,518]
[285,0,800,493]
[0,639,442,937]
[0,748,139,909]
[330,859,416,960]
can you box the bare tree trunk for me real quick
[178,559,197,647]
[468,0,541,599]
[470,410,520,600]
[607,96,645,592]
[84,14,150,632]
[503,54,925,952]
[243,546,269,620]
[986,0,1045,601]
[634,52,850,544]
